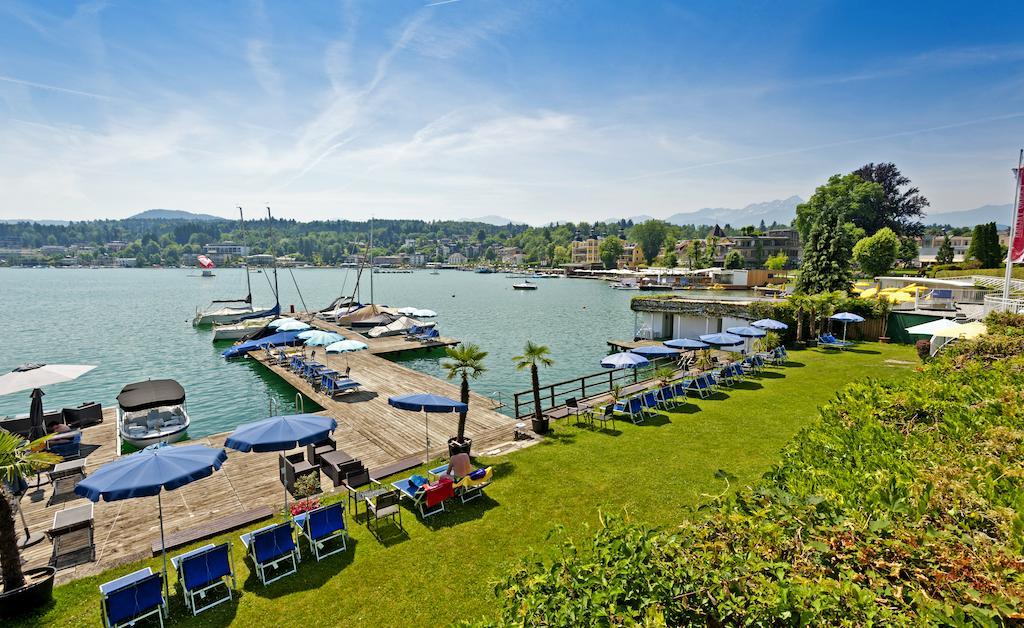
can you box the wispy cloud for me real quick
[0,74,115,100]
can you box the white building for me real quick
[447,252,467,265]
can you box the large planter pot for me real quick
[531,417,549,435]
[447,437,472,457]
[0,566,56,617]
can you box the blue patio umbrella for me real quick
[76,444,229,610]
[752,318,788,331]
[727,326,766,353]
[601,351,650,369]
[629,345,680,359]
[664,338,709,350]
[225,413,337,512]
[829,312,866,342]
[699,332,745,349]
[297,330,345,346]
[388,394,468,462]
[267,317,298,329]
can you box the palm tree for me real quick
[512,341,554,432]
[1,430,60,592]
[441,343,488,444]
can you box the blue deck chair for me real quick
[171,542,235,616]
[612,396,645,424]
[778,345,789,362]
[392,476,454,517]
[323,375,361,397]
[240,522,299,586]
[640,391,659,415]
[687,374,714,399]
[100,567,165,628]
[289,355,305,372]
[418,328,440,342]
[819,334,852,349]
[672,380,689,400]
[293,502,348,561]
[656,385,675,410]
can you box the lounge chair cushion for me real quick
[306,503,345,541]
[180,543,231,591]
[103,571,163,626]
[252,524,295,563]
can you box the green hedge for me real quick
[476,314,1024,626]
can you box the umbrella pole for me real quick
[158,492,170,615]
[424,410,430,463]
[843,322,848,343]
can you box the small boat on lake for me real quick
[513,281,538,290]
[116,379,190,449]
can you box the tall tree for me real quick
[797,208,857,294]
[852,162,929,237]
[936,234,954,265]
[630,220,668,265]
[598,237,624,269]
[794,174,883,242]
[724,250,744,269]
[512,341,554,430]
[441,343,488,442]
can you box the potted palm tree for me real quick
[512,341,554,434]
[1,430,61,617]
[441,343,488,456]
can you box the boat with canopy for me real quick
[116,379,190,449]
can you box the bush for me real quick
[478,318,1024,626]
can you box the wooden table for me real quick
[48,502,95,568]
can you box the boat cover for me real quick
[367,316,435,338]
[221,330,303,358]
[117,379,186,411]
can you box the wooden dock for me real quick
[17,337,525,585]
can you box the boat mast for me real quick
[239,206,252,304]
[369,216,375,305]
[267,206,280,306]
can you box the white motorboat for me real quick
[212,316,273,341]
[513,281,538,290]
[116,379,190,449]
[610,279,640,290]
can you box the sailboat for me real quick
[192,207,281,326]
[314,217,398,327]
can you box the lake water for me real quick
[0,268,654,436]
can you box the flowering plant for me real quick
[290,497,321,517]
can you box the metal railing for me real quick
[984,294,1024,315]
[512,363,665,419]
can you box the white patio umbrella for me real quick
[0,363,97,397]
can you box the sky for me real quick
[1,1,1023,224]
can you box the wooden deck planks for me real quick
[17,335,523,586]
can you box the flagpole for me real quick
[1004,149,1024,303]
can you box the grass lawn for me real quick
[26,344,917,627]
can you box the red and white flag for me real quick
[1013,167,1024,264]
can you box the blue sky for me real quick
[1,1,1022,223]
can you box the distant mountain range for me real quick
[128,209,227,221]
[925,204,1012,228]
[604,197,804,228]
[463,215,527,226]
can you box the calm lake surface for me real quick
[0,268,655,436]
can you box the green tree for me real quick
[552,245,570,266]
[661,251,677,268]
[852,162,928,237]
[512,341,554,431]
[765,253,788,270]
[967,222,1001,268]
[630,220,668,265]
[797,207,857,294]
[441,343,488,442]
[936,235,954,264]
[598,237,624,270]
[794,174,884,242]
[752,239,766,267]
[1,430,61,592]
[853,227,900,277]
[896,238,918,267]
[724,250,744,269]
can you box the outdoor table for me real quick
[48,502,95,567]
[48,458,87,503]
[321,449,356,487]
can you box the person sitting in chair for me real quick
[443,452,473,479]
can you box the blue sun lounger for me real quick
[656,385,676,410]
[100,567,165,628]
[687,373,715,398]
[171,542,235,616]
[322,374,361,397]
[292,502,348,561]
[613,396,646,424]
[240,522,300,586]
[819,334,853,349]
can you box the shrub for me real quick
[293,472,320,499]
[478,318,1024,626]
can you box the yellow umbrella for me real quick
[954,321,987,339]
[881,291,914,303]
[860,287,878,298]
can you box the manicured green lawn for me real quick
[27,344,916,627]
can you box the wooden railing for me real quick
[512,361,668,419]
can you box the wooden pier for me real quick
[17,331,525,585]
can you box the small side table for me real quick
[48,502,95,568]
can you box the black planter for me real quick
[0,566,56,617]
[447,437,472,457]
[531,417,549,434]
